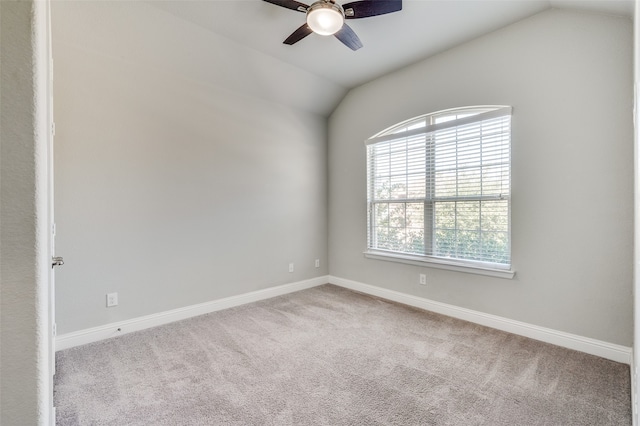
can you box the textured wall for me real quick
[633,0,640,420]
[329,9,634,346]
[53,2,329,334]
[0,1,52,424]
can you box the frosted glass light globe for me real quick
[307,3,344,36]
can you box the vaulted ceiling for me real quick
[150,0,634,89]
[57,1,632,116]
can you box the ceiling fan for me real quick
[263,0,402,51]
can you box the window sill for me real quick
[363,251,515,279]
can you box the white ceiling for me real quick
[149,0,633,90]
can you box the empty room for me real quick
[1,0,638,424]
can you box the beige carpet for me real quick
[54,284,631,425]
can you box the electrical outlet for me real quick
[315,259,320,268]
[106,292,118,307]
[419,274,427,285]
[289,263,294,273]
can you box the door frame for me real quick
[0,0,55,424]
[45,0,57,422]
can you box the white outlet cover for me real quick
[107,292,118,307]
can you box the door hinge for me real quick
[51,122,55,136]
[52,323,57,337]
[52,223,56,236]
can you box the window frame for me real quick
[364,106,514,279]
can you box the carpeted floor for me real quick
[54,284,631,425]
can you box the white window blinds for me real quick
[366,106,512,268]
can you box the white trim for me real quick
[364,251,515,279]
[56,276,329,351]
[57,274,631,365]
[631,352,637,426]
[328,275,632,364]
[366,106,512,145]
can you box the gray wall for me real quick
[53,2,330,334]
[328,9,634,346]
[633,1,639,420]
[54,3,634,348]
[1,1,52,424]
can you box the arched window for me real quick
[365,106,512,274]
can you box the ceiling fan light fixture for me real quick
[306,1,344,36]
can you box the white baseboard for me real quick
[631,353,637,426]
[57,274,632,365]
[56,276,329,351]
[328,275,632,365]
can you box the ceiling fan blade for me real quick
[284,23,313,45]
[263,0,308,13]
[334,23,363,51]
[342,0,402,19]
